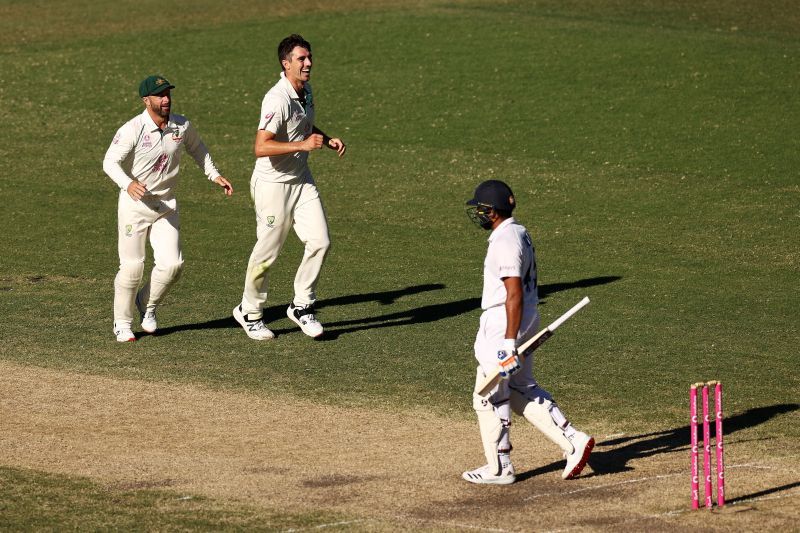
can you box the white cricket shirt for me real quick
[103,109,221,200]
[251,72,315,183]
[481,217,539,311]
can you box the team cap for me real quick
[466,180,516,212]
[139,75,174,97]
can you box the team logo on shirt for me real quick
[125,224,133,236]
[266,216,275,228]
[142,134,152,148]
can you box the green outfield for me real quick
[1,0,798,530]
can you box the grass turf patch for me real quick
[0,466,355,531]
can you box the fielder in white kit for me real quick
[103,75,233,342]
[463,180,594,484]
[233,34,346,341]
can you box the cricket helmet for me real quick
[466,180,516,229]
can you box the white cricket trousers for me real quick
[473,306,547,409]
[114,193,184,326]
[240,177,330,317]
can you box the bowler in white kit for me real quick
[462,180,594,484]
[103,75,233,342]
[233,34,346,341]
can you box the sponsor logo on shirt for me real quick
[113,132,121,144]
[171,128,182,142]
[263,112,275,122]
[152,154,168,173]
[142,134,152,149]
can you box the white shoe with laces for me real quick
[286,303,324,338]
[113,322,136,343]
[233,305,275,340]
[562,431,594,480]
[136,292,157,334]
[462,463,516,485]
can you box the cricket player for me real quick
[233,34,346,341]
[462,180,594,484]
[103,75,233,342]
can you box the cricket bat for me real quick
[475,296,590,396]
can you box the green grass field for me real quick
[1,0,798,530]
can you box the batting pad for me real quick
[510,391,573,454]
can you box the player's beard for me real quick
[156,103,170,118]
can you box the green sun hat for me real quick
[139,75,175,97]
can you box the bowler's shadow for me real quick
[515,403,799,483]
[156,275,621,338]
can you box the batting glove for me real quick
[497,339,521,378]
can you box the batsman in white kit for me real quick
[103,75,233,342]
[233,34,346,341]
[463,180,594,484]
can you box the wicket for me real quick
[690,381,725,509]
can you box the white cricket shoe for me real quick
[113,322,136,343]
[233,305,275,341]
[562,431,595,480]
[136,292,158,334]
[462,463,516,485]
[286,303,324,338]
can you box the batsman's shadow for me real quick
[312,275,622,340]
[515,403,799,482]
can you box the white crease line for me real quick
[524,463,784,502]
[387,516,512,532]
[524,473,682,501]
[281,520,367,532]
[542,489,800,533]
[285,517,512,533]
[728,462,779,470]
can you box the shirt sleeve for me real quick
[102,124,135,190]
[182,120,222,181]
[491,235,524,279]
[258,92,287,134]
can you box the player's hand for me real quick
[303,134,324,152]
[126,180,147,201]
[327,137,346,158]
[214,176,233,196]
[497,339,521,378]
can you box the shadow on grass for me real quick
[515,403,800,482]
[726,480,800,505]
[156,275,620,338]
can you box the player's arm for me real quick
[253,129,322,157]
[182,121,233,196]
[503,276,523,340]
[496,276,523,378]
[312,126,346,157]
[102,124,147,201]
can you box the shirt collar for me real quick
[280,71,301,99]
[487,217,516,242]
[141,109,169,133]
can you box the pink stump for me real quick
[690,384,699,510]
[702,385,712,509]
[715,382,725,507]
